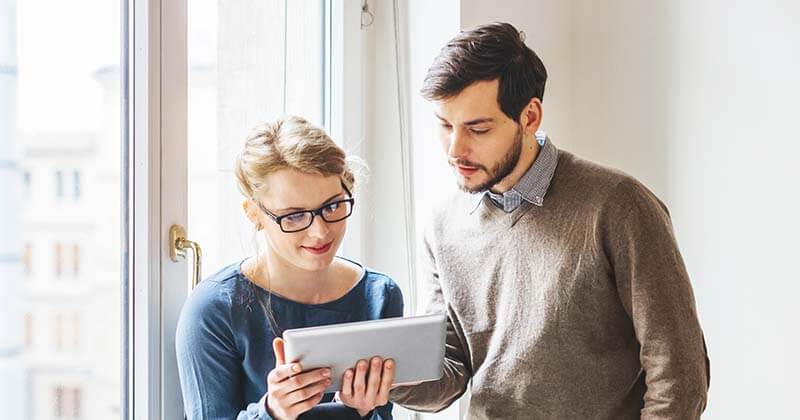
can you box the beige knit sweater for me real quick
[391,149,709,419]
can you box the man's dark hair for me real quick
[421,22,548,122]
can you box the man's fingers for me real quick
[377,359,395,404]
[272,338,287,366]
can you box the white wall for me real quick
[460,0,576,152]
[458,0,800,418]
[664,2,800,418]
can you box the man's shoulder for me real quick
[555,149,668,217]
[555,149,638,192]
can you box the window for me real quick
[23,242,32,277]
[54,312,64,351]
[72,313,81,350]
[24,313,34,350]
[54,385,82,419]
[72,170,81,199]
[72,244,80,276]
[54,386,63,417]
[72,388,82,418]
[23,170,31,196]
[1,0,122,418]
[54,242,63,277]
[186,0,326,286]
[55,170,64,199]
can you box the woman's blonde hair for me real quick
[234,115,361,199]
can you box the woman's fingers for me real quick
[269,366,328,400]
[353,359,368,394]
[377,359,394,405]
[272,338,287,366]
[285,375,332,405]
[288,390,326,418]
[267,362,303,389]
[285,368,330,391]
[340,368,354,398]
[365,357,383,400]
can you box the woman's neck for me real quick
[245,249,358,305]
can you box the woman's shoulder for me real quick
[347,260,403,312]
[362,267,399,291]
[179,261,253,324]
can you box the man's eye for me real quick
[324,202,340,212]
[440,124,453,130]
[471,128,489,135]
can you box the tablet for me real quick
[283,313,447,393]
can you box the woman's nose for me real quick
[306,214,329,238]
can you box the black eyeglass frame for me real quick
[253,183,355,233]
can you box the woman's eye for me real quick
[284,213,306,223]
[324,202,340,213]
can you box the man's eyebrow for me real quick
[276,192,344,213]
[463,117,494,126]
[434,113,494,126]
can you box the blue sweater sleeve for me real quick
[176,282,272,420]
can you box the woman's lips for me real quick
[302,241,333,255]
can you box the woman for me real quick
[176,116,403,419]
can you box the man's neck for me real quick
[490,136,541,194]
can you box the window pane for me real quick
[187,0,325,283]
[0,0,122,418]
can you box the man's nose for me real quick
[448,128,470,159]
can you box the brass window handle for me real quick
[169,224,203,290]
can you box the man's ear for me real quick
[518,97,543,136]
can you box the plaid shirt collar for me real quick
[469,131,558,214]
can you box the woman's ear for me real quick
[242,199,263,230]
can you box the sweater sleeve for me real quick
[176,282,273,420]
[389,231,471,413]
[601,179,710,419]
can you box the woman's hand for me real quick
[266,338,331,420]
[337,357,395,418]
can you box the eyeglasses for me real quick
[254,187,355,233]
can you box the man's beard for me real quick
[454,127,523,194]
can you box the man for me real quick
[390,22,709,419]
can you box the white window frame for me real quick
[330,0,367,262]
[129,0,187,418]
